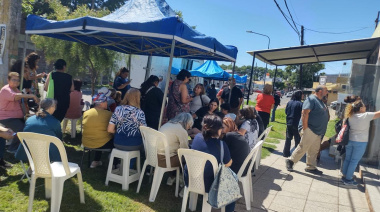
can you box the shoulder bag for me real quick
[208,140,242,208]
[46,72,55,99]
[336,118,350,146]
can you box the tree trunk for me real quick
[88,58,97,96]
[91,0,95,10]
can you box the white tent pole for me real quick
[158,39,176,128]
[20,33,28,91]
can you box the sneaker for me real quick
[179,187,184,198]
[6,149,17,154]
[90,161,102,168]
[305,168,323,175]
[342,178,358,186]
[0,158,12,168]
[166,176,176,186]
[285,159,294,171]
[111,168,122,175]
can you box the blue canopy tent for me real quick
[190,60,247,83]
[23,0,238,127]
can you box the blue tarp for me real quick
[189,60,247,83]
[25,0,237,62]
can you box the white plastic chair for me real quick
[17,132,85,212]
[62,117,83,139]
[255,126,272,169]
[137,126,180,202]
[236,140,264,210]
[178,149,219,212]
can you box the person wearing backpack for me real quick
[140,75,163,130]
[190,83,210,114]
[341,96,380,186]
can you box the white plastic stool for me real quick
[105,149,141,191]
[62,118,82,139]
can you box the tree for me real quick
[60,0,128,11]
[31,1,118,95]
[285,63,325,89]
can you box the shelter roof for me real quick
[247,37,380,66]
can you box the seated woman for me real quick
[189,83,210,114]
[158,112,193,168]
[65,79,83,120]
[108,88,146,152]
[192,99,220,131]
[238,106,260,150]
[82,94,114,168]
[184,115,235,212]
[222,117,249,174]
[15,98,62,162]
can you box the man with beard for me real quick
[286,85,329,175]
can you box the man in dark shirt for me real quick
[220,78,243,115]
[271,90,281,122]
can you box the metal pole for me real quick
[299,25,304,89]
[20,33,28,91]
[228,62,236,104]
[273,66,278,91]
[158,39,176,128]
[247,53,255,105]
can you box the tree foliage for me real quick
[60,0,128,11]
[285,63,325,89]
[31,1,118,95]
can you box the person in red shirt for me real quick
[255,84,274,129]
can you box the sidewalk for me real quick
[234,139,370,212]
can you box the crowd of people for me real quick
[1,53,378,211]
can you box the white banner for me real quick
[0,24,6,65]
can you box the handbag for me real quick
[208,140,242,208]
[46,72,54,99]
[336,118,350,146]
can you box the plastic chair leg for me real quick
[181,187,189,212]
[249,175,253,203]
[45,178,52,199]
[137,161,148,193]
[105,152,115,186]
[149,168,164,202]
[50,178,64,212]
[189,193,198,211]
[71,119,76,138]
[121,156,131,191]
[175,168,180,197]
[241,177,251,210]
[27,175,37,212]
[202,193,212,212]
[62,119,68,133]
[77,172,85,203]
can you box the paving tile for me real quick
[250,191,275,209]
[270,194,306,211]
[338,187,369,210]
[338,205,370,212]
[281,180,311,196]
[275,190,307,200]
[260,167,289,180]
[306,190,338,204]
[309,180,339,196]
[303,200,338,212]
[285,172,314,185]
[253,178,285,195]
[269,202,303,212]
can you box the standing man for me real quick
[285,85,329,175]
[271,89,281,122]
[221,78,243,115]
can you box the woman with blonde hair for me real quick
[190,83,210,113]
[108,88,146,151]
[222,117,249,174]
[238,106,259,150]
[255,84,274,128]
[341,96,380,186]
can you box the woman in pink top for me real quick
[255,84,275,129]
[65,80,83,119]
[0,72,39,153]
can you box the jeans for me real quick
[283,125,301,157]
[225,201,236,212]
[342,140,367,180]
[93,139,114,161]
[0,118,25,152]
[258,111,270,129]
[0,137,5,159]
[271,105,278,122]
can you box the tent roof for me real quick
[26,0,237,62]
[190,60,229,79]
[247,37,380,66]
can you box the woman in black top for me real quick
[283,90,303,157]
[222,117,249,174]
[140,75,164,130]
[192,99,219,130]
[44,59,74,122]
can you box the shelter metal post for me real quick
[20,33,28,91]
[228,62,236,104]
[247,53,255,105]
[273,66,277,91]
[158,39,176,128]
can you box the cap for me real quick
[92,93,108,103]
[98,87,111,97]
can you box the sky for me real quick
[165,0,379,74]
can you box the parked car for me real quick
[330,101,338,110]
[286,92,293,97]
